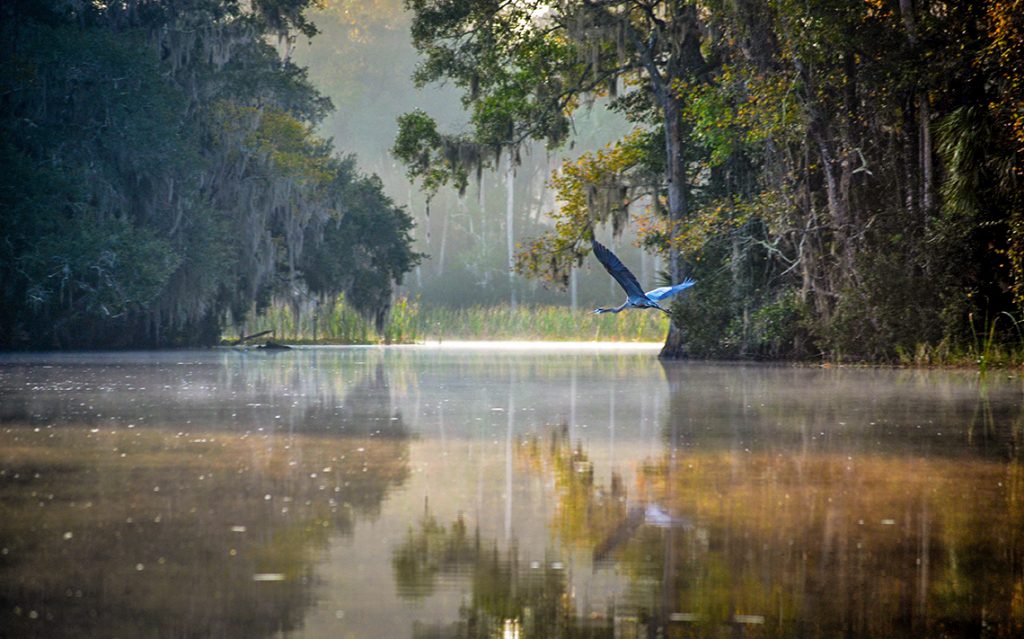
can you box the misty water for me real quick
[1,346,1021,638]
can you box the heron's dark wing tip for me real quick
[590,240,644,298]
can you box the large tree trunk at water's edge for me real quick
[658,95,689,359]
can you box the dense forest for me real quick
[396,0,1024,361]
[0,0,418,348]
[4,0,1024,361]
[292,0,646,313]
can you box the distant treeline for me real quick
[397,0,1024,362]
[0,0,418,349]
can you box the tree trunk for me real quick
[900,0,934,220]
[920,96,934,217]
[409,186,422,289]
[437,193,448,276]
[660,95,689,359]
[570,267,578,312]
[505,153,517,310]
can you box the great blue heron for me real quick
[591,240,695,314]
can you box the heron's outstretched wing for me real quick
[591,240,644,299]
[645,278,696,301]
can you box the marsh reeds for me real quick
[228,295,669,344]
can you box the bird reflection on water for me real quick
[0,349,1021,638]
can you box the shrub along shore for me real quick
[225,297,1024,370]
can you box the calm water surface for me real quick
[0,346,1021,638]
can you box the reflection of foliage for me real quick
[520,426,628,550]
[0,427,409,637]
[518,409,1024,637]
[397,506,613,638]
[629,451,1024,638]
[393,509,477,599]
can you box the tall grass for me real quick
[893,312,1024,369]
[226,295,669,344]
[230,298,1024,367]
[413,303,669,341]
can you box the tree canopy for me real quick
[396,0,1024,361]
[0,0,419,348]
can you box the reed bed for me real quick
[228,296,668,344]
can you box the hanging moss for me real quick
[0,0,418,349]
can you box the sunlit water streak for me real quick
[0,346,1021,638]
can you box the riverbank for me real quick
[224,298,1024,371]
[226,297,670,345]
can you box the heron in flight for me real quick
[591,240,695,314]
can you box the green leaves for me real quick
[397,0,581,188]
[393,110,456,194]
[0,0,419,347]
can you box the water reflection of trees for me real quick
[520,426,629,552]
[0,361,411,638]
[657,363,1024,460]
[507,373,1024,638]
[394,504,613,639]
[631,452,1024,637]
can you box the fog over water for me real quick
[1,347,1021,637]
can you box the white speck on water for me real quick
[530,561,540,569]
[265,494,272,500]
[550,562,564,570]
[135,563,144,571]
[62,532,73,540]
[231,526,246,533]
[253,573,285,582]
[881,519,896,525]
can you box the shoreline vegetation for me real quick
[223,297,1024,371]
[224,296,670,346]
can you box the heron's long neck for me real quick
[597,302,628,314]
